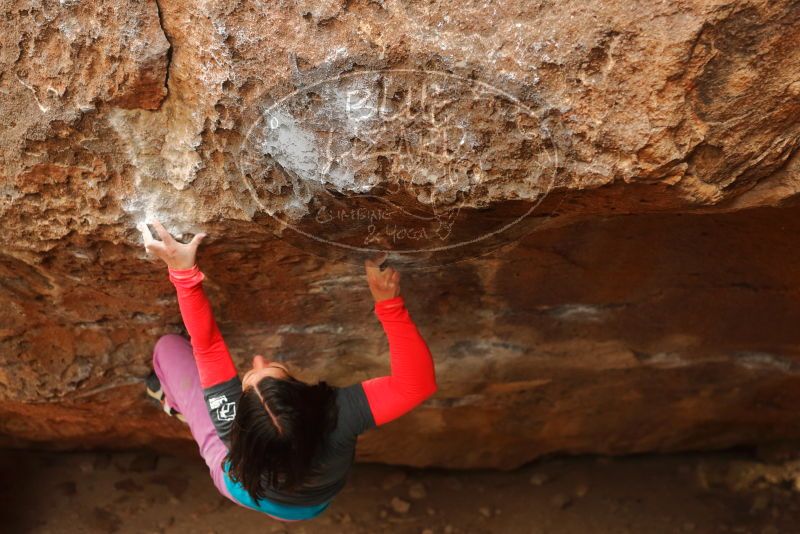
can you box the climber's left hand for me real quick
[138,220,207,270]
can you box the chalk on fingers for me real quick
[138,222,154,243]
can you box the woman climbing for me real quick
[138,221,437,521]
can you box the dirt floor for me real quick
[2,448,799,534]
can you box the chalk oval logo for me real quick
[237,68,563,267]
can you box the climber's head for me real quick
[226,356,338,502]
[242,355,290,389]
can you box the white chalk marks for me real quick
[237,68,564,266]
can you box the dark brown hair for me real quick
[226,376,338,502]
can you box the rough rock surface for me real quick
[1,0,799,468]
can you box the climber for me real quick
[137,221,437,521]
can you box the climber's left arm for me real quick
[168,264,242,444]
[168,264,238,388]
[139,221,237,388]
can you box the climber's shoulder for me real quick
[330,383,377,443]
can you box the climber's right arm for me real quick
[361,295,437,425]
[359,254,437,427]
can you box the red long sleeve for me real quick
[168,265,237,388]
[361,296,437,426]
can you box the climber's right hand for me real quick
[365,252,401,302]
[138,220,207,270]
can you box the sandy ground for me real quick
[1,448,799,534]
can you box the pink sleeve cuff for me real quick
[168,264,205,287]
[374,296,404,316]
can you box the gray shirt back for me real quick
[203,377,376,506]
